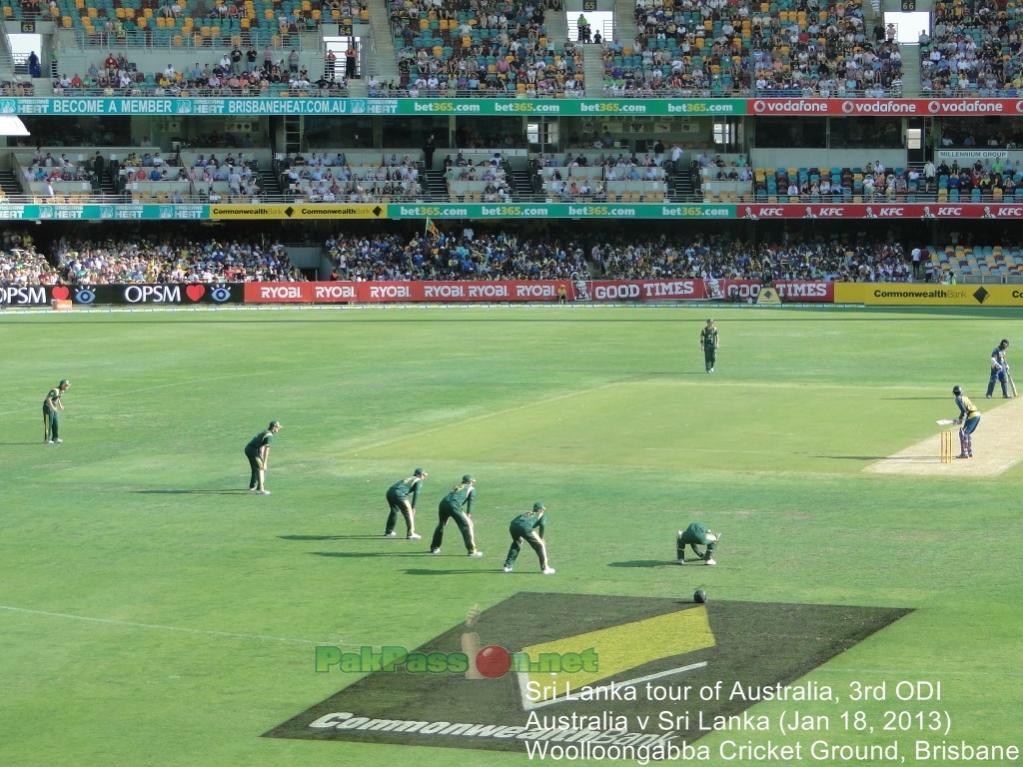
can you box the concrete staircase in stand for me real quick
[546,9,569,45]
[898,44,921,96]
[614,0,638,46]
[583,44,605,97]
[365,0,400,85]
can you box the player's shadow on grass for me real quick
[131,489,250,495]
[609,560,677,568]
[879,396,948,401]
[280,534,384,540]
[309,551,430,558]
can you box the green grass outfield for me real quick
[0,305,1020,767]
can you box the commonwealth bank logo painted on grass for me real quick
[265,593,909,753]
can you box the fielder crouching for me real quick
[677,522,720,565]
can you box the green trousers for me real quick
[504,524,547,570]
[703,346,716,371]
[430,502,476,553]
[385,490,413,535]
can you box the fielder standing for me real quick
[502,503,555,574]
[385,468,426,540]
[42,379,70,444]
[952,385,980,459]
[245,420,281,494]
[986,339,1011,399]
[430,475,482,557]
[700,319,719,373]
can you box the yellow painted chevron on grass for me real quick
[521,606,715,701]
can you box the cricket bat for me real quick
[1009,371,1019,398]
[935,419,956,426]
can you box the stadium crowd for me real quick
[0,231,59,285]
[277,151,423,202]
[608,0,901,96]
[755,157,1023,201]
[389,0,584,96]
[325,229,913,282]
[53,236,302,283]
[923,0,1023,95]
[53,49,347,97]
[0,229,989,287]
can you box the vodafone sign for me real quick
[748,98,1023,116]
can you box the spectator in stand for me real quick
[54,237,303,284]
[323,229,916,283]
[0,230,59,286]
[346,44,357,79]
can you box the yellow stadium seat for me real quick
[62,15,72,26]
[173,34,182,45]
[87,7,98,17]
[240,17,250,27]
[143,7,152,17]
[264,9,273,19]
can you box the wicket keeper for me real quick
[677,522,719,565]
[700,319,719,373]
[245,420,281,494]
[42,379,70,444]
[385,468,427,540]
[986,339,1010,399]
[430,475,482,557]
[952,386,980,459]
[502,503,555,574]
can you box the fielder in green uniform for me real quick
[700,319,719,373]
[244,420,281,495]
[502,503,555,574]
[430,475,482,557]
[385,468,427,540]
[42,379,71,443]
[676,522,720,565]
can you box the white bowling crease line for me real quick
[0,603,379,647]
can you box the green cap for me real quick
[414,468,425,476]
[533,502,545,512]
[462,474,475,483]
